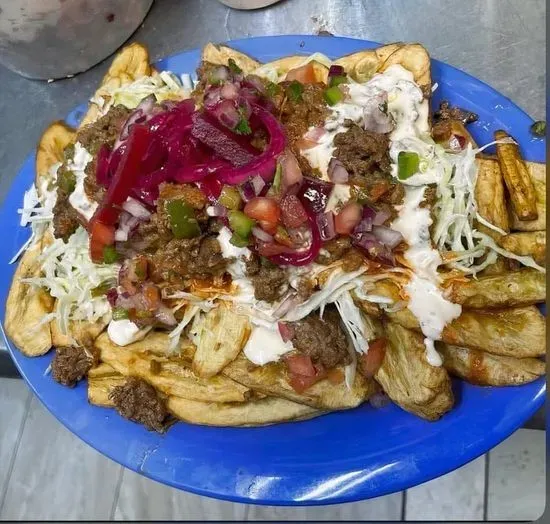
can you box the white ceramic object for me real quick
[216,0,282,10]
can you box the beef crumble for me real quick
[334,121,391,176]
[52,165,81,242]
[150,236,227,284]
[290,308,351,369]
[273,82,329,176]
[51,345,96,387]
[109,377,168,432]
[332,122,405,206]
[245,255,288,303]
[315,236,366,272]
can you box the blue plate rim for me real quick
[1,35,546,506]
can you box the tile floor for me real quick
[0,378,545,521]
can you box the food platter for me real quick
[0,35,545,505]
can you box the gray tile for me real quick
[404,455,485,521]
[246,492,404,521]
[0,378,31,509]
[114,468,248,521]
[487,428,546,522]
[0,396,122,521]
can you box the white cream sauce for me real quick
[391,186,462,365]
[243,325,294,366]
[107,319,151,347]
[68,142,98,221]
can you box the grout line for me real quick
[109,466,125,521]
[0,389,33,516]
[243,501,251,521]
[401,489,407,521]
[483,452,490,521]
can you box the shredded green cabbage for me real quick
[431,142,544,274]
[22,227,119,336]
[92,71,191,116]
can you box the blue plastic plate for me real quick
[0,36,545,506]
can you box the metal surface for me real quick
[0,0,545,430]
[0,0,153,79]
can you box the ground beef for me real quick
[315,236,365,271]
[76,105,131,202]
[109,377,168,432]
[52,163,81,241]
[290,308,351,369]
[433,100,478,125]
[275,83,328,143]
[51,346,96,388]
[334,121,391,175]
[77,105,131,154]
[150,236,227,284]
[316,236,352,264]
[334,122,404,205]
[245,255,288,303]
[53,196,80,241]
[272,82,328,176]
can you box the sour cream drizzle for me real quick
[301,63,462,365]
[68,142,98,221]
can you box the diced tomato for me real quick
[285,62,317,84]
[256,241,293,257]
[278,321,295,342]
[359,338,387,378]
[89,221,115,263]
[289,374,321,394]
[280,194,308,228]
[286,356,327,393]
[285,354,316,376]
[244,197,281,234]
[334,202,362,235]
[142,284,161,310]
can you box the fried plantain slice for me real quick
[95,332,251,403]
[35,121,76,193]
[192,304,251,378]
[474,157,509,239]
[388,305,545,358]
[202,42,261,74]
[4,243,54,356]
[375,323,453,421]
[167,395,322,427]
[377,43,432,94]
[79,42,152,129]
[50,315,109,349]
[444,269,545,308]
[499,231,546,264]
[495,130,538,221]
[439,343,545,386]
[88,375,126,407]
[508,161,546,231]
